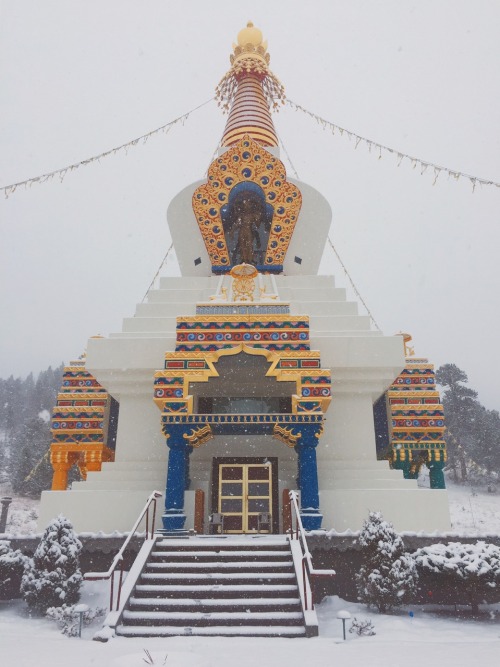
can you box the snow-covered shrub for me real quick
[414,541,500,613]
[21,515,82,612]
[349,617,376,636]
[46,604,106,637]
[355,511,418,612]
[0,540,27,599]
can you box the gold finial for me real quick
[231,20,269,67]
[236,22,264,48]
[216,22,284,113]
[396,332,415,357]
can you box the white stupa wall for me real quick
[38,177,451,533]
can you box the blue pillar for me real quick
[163,426,188,531]
[185,445,193,490]
[296,424,323,530]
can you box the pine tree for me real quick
[436,364,500,480]
[471,406,500,478]
[436,364,477,481]
[0,363,63,495]
[21,515,82,612]
[356,511,417,613]
[11,416,52,496]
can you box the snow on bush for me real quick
[349,617,376,636]
[0,539,27,599]
[356,511,418,612]
[46,604,106,637]
[414,541,500,613]
[21,514,82,612]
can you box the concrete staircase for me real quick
[115,535,311,637]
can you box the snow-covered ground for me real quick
[447,482,500,535]
[1,493,39,535]
[1,477,500,665]
[1,580,499,667]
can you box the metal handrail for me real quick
[289,490,335,610]
[84,490,162,611]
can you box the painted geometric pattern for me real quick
[192,135,301,272]
[196,304,290,315]
[51,362,109,442]
[161,413,323,431]
[387,358,446,462]
[392,367,437,389]
[175,315,309,352]
[154,346,331,417]
[49,362,115,451]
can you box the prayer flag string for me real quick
[287,99,500,192]
[1,99,214,199]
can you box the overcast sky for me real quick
[1,1,499,409]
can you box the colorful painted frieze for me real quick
[175,315,310,352]
[386,356,447,488]
[49,359,115,490]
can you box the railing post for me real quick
[83,491,163,614]
[288,489,335,616]
[151,498,157,539]
[116,558,124,610]
[302,558,308,610]
[110,571,114,611]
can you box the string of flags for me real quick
[277,130,382,333]
[287,99,500,192]
[3,96,498,199]
[141,242,174,303]
[327,236,381,332]
[1,98,214,199]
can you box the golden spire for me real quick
[216,22,285,149]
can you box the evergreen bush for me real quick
[349,617,376,636]
[0,540,27,599]
[21,515,82,612]
[356,511,418,612]
[46,604,106,636]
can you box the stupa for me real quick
[39,23,451,534]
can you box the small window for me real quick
[294,256,302,265]
[197,396,292,414]
[194,257,202,266]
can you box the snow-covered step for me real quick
[155,537,288,547]
[114,535,311,638]
[122,610,304,625]
[129,596,301,609]
[150,549,292,559]
[146,560,294,571]
[115,624,306,638]
[140,572,296,583]
[290,300,357,316]
[134,583,299,596]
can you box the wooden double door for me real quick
[212,457,278,533]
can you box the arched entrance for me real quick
[154,344,330,533]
